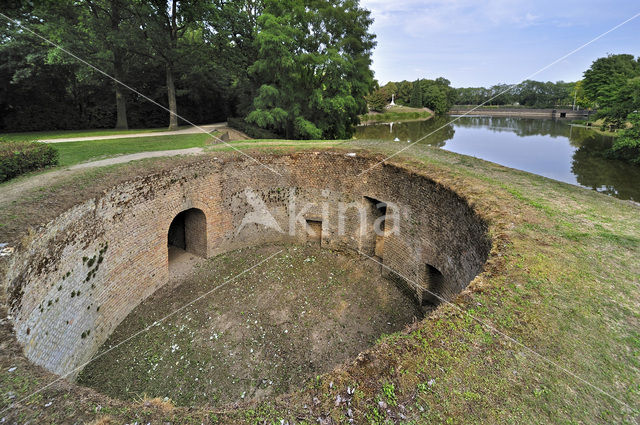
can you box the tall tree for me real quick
[130,0,210,129]
[583,54,640,106]
[583,54,640,127]
[396,80,412,105]
[29,0,136,129]
[608,111,640,164]
[246,0,376,139]
[83,0,134,129]
[410,79,422,108]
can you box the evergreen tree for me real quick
[410,80,422,108]
[247,0,376,139]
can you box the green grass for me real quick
[0,139,639,424]
[54,133,212,166]
[0,127,175,142]
[360,106,432,123]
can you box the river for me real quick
[355,116,640,201]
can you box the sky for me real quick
[359,0,640,87]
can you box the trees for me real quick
[246,0,376,139]
[419,78,455,114]
[368,77,456,114]
[409,79,422,108]
[26,0,137,129]
[365,89,387,112]
[453,80,577,108]
[396,80,412,105]
[583,54,640,106]
[1,0,377,136]
[80,0,134,129]
[421,85,448,114]
[583,54,640,128]
[129,0,202,129]
[608,112,640,164]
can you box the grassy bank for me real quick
[360,106,432,123]
[0,139,638,424]
[53,133,212,166]
[0,127,172,142]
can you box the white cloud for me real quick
[361,0,544,37]
[360,0,640,86]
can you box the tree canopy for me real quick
[365,78,455,114]
[246,0,375,139]
[453,80,578,109]
[0,0,375,139]
[583,54,640,128]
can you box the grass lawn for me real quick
[0,140,638,424]
[0,127,175,142]
[360,105,432,123]
[53,133,213,166]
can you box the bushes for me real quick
[607,112,640,165]
[227,117,280,139]
[0,140,59,182]
[365,88,389,112]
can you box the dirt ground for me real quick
[78,243,422,408]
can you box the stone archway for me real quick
[167,208,207,261]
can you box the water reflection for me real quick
[355,116,454,147]
[355,116,640,201]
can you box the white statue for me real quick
[390,93,396,106]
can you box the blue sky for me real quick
[359,0,640,87]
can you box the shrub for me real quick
[365,88,388,112]
[0,139,59,182]
[227,117,280,139]
[607,112,640,165]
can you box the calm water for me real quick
[355,116,640,201]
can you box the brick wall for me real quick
[4,152,490,378]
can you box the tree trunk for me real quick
[166,63,179,130]
[113,51,128,130]
[110,1,128,130]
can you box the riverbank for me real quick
[360,105,432,123]
[449,106,594,119]
[354,115,640,201]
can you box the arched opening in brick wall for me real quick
[363,196,387,258]
[7,152,491,395]
[167,208,207,264]
[422,263,445,307]
[305,219,323,245]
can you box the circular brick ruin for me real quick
[5,151,491,381]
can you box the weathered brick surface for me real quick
[4,152,490,378]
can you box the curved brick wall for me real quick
[4,152,491,379]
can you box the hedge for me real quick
[0,140,59,182]
[227,117,281,139]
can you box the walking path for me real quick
[40,123,225,143]
[0,137,340,209]
[0,147,205,208]
[69,147,204,169]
